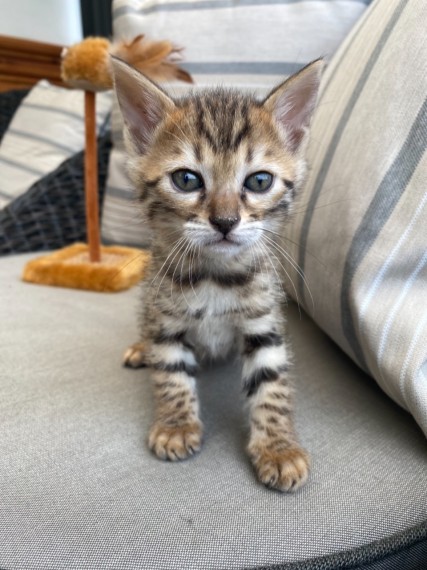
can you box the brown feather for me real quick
[110,36,193,84]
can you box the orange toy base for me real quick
[22,243,150,293]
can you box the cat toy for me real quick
[23,36,192,292]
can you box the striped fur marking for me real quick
[244,365,289,397]
[151,361,198,376]
[152,330,187,344]
[152,329,195,351]
[243,332,283,355]
[168,268,256,288]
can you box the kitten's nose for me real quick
[209,215,241,236]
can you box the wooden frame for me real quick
[0,35,65,92]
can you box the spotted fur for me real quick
[112,57,323,492]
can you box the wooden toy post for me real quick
[22,34,193,292]
[84,90,101,262]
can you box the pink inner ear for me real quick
[117,84,165,154]
[271,64,322,153]
[279,91,315,152]
[124,93,164,154]
[287,126,306,153]
[112,58,173,154]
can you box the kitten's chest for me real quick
[157,280,244,319]
[151,256,274,319]
[185,282,250,359]
[175,273,272,319]
[193,281,243,316]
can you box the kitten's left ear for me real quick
[111,56,175,154]
[264,59,324,153]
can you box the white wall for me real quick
[0,0,83,46]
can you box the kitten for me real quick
[112,57,323,492]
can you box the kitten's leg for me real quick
[147,329,202,461]
[241,314,309,492]
[123,342,148,368]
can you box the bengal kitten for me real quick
[112,57,323,492]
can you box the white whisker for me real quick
[261,227,327,270]
[188,241,200,300]
[258,241,289,301]
[177,240,196,311]
[150,236,185,289]
[169,238,190,302]
[153,237,187,302]
[262,233,314,313]
[260,239,302,319]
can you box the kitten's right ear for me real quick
[110,56,175,154]
[263,59,324,154]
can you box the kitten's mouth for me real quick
[203,236,243,256]
[208,236,240,247]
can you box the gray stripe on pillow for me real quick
[114,0,370,18]
[106,185,136,200]
[23,102,109,125]
[182,61,304,75]
[102,216,148,241]
[103,211,142,229]
[297,0,408,303]
[21,103,84,121]
[340,97,427,370]
[317,0,382,106]
[0,156,45,176]
[8,129,76,154]
[359,190,427,338]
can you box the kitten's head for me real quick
[112,57,323,257]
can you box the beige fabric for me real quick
[283,0,427,437]
[0,252,426,569]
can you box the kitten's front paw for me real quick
[123,342,147,368]
[149,421,203,461]
[248,444,310,492]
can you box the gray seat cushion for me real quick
[1,253,426,570]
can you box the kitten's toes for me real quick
[149,421,203,461]
[248,444,310,492]
[123,342,147,368]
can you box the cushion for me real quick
[102,0,370,247]
[112,0,370,89]
[0,133,112,256]
[0,252,426,569]
[0,80,112,209]
[282,0,427,438]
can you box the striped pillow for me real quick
[0,81,111,210]
[283,0,427,437]
[102,0,370,246]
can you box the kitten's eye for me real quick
[244,172,273,193]
[171,169,204,192]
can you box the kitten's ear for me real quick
[111,56,175,154]
[263,59,324,153]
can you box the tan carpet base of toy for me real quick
[22,243,151,292]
